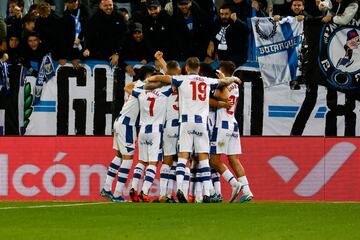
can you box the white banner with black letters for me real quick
[252,17,303,87]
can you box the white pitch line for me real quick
[0,201,114,210]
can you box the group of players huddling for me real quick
[100,52,253,203]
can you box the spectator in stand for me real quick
[171,0,213,61]
[85,0,131,73]
[62,0,90,69]
[305,0,323,17]
[35,2,65,63]
[123,22,152,64]
[131,0,174,60]
[5,0,24,37]
[119,8,130,23]
[274,0,308,89]
[320,0,358,25]
[266,0,291,16]
[21,31,48,76]
[28,4,39,17]
[225,0,268,22]
[21,13,36,44]
[206,4,250,67]
[6,29,22,65]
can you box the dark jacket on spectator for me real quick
[131,9,174,60]
[62,4,90,60]
[86,8,128,60]
[22,41,48,75]
[123,33,152,62]
[35,10,63,59]
[171,1,212,61]
[211,17,250,66]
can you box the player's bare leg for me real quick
[210,154,242,203]
[228,155,254,202]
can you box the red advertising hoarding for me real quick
[0,137,359,201]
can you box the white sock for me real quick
[142,165,157,195]
[104,156,122,191]
[113,159,133,198]
[176,158,187,192]
[198,160,211,197]
[238,176,251,195]
[159,164,170,197]
[183,167,190,197]
[211,169,221,195]
[131,163,145,191]
[222,169,238,188]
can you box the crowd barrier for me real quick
[1,60,359,136]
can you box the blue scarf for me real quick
[33,54,55,105]
[71,8,82,50]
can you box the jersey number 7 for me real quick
[147,97,155,116]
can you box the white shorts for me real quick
[163,120,179,156]
[210,127,242,155]
[178,122,209,153]
[138,129,162,163]
[112,121,136,155]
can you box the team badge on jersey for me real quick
[319,22,360,93]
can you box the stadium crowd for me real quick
[0,0,358,203]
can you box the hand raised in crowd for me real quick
[125,65,135,76]
[58,59,67,65]
[266,7,273,14]
[273,15,281,22]
[72,59,81,70]
[140,59,147,65]
[230,13,237,22]
[0,53,9,62]
[109,53,119,67]
[74,38,81,46]
[322,15,332,23]
[83,49,90,57]
[14,6,22,19]
[296,15,304,22]
[251,0,260,11]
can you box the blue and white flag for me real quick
[0,61,10,93]
[33,54,55,105]
[252,17,303,87]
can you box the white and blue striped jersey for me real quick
[216,82,239,127]
[132,86,173,127]
[118,80,144,125]
[165,87,179,122]
[172,74,219,123]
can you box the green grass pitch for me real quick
[0,201,359,240]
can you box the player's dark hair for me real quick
[167,60,180,70]
[135,65,156,81]
[219,61,236,76]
